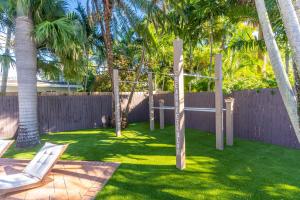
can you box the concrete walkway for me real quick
[0,159,120,200]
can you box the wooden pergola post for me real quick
[173,38,186,170]
[225,98,234,146]
[215,54,224,150]
[148,73,155,131]
[159,99,165,129]
[113,69,121,137]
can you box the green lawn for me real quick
[4,123,300,200]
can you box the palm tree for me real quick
[0,28,13,95]
[15,0,40,147]
[75,2,98,91]
[13,0,82,148]
[290,0,300,129]
[0,3,14,95]
[91,0,159,127]
[277,0,300,75]
[254,0,300,141]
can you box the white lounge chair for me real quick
[0,142,68,195]
[0,140,14,157]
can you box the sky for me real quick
[69,0,87,11]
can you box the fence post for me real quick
[159,99,165,129]
[215,54,224,150]
[173,38,186,170]
[148,73,155,131]
[225,98,234,146]
[113,69,121,137]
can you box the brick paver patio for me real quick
[0,158,120,200]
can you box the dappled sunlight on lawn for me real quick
[4,122,300,199]
[262,184,300,199]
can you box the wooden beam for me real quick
[173,38,186,170]
[215,54,224,150]
[159,99,165,129]
[225,98,234,146]
[148,73,155,131]
[113,69,121,137]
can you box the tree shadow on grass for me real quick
[4,122,300,200]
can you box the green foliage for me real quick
[223,75,277,94]
[0,0,295,93]
[0,0,88,86]
[34,15,85,82]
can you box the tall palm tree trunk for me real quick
[92,0,116,126]
[15,15,40,148]
[102,0,118,127]
[291,0,300,127]
[84,48,89,91]
[1,28,12,95]
[285,44,290,74]
[295,0,300,18]
[255,0,300,141]
[103,1,113,75]
[277,0,300,74]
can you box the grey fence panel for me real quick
[1,89,300,149]
[0,93,145,138]
[0,96,18,139]
[120,93,149,123]
[232,89,300,148]
[154,89,300,149]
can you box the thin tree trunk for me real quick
[285,45,290,74]
[121,46,146,128]
[229,49,234,78]
[15,14,40,148]
[258,25,267,78]
[208,14,213,92]
[277,0,300,74]
[84,48,89,91]
[162,76,165,91]
[255,0,299,141]
[1,28,12,95]
[189,40,193,71]
[262,54,267,78]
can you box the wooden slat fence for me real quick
[1,89,300,149]
[154,89,300,149]
[0,93,148,138]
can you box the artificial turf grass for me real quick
[4,122,300,200]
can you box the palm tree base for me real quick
[16,127,40,148]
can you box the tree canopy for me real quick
[0,0,296,94]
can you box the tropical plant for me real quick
[10,0,84,148]
[91,0,159,128]
[254,0,300,142]
[0,2,15,95]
